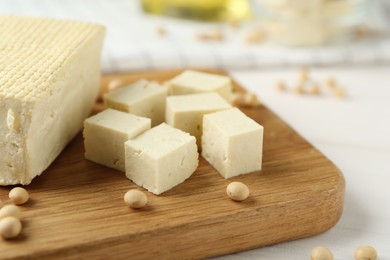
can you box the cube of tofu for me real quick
[168,70,232,102]
[202,108,263,178]
[83,109,151,172]
[125,123,198,195]
[166,93,231,147]
[103,79,167,126]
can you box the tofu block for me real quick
[103,79,167,126]
[168,70,232,102]
[125,123,198,195]
[0,16,105,185]
[166,93,231,147]
[83,109,151,172]
[202,108,264,178]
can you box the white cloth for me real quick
[1,0,390,73]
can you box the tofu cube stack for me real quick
[0,16,105,185]
[84,70,264,195]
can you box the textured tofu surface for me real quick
[83,109,151,172]
[0,16,105,185]
[202,108,263,178]
[125,123,198,195]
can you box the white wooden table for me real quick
[219,66,390,259]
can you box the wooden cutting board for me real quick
[0,69,345,259]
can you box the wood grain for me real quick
[0,69,345,259]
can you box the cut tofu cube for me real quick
[83,109,151,172]
[168,70,232,102]
[0,16,105,185]
[103,79,167,126]
[125,123,198,195]
[166,93,231,147]
[202,108,263,178]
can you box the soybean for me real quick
[0,216,22,239]
[355,245,377,260]
[0,205,22,219]
[311,246,334,260]
[226,182,249,202]
[124,189,148,209]
[9,187,29,205]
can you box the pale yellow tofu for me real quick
[125,123,198,195]
[0,16,105,185]
[103,80,167,126]
[202,108,263,178]
[83,109,151,172]
[166,93,231,148]
[168,70,232,102]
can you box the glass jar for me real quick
[141,0,251,21]
[253,0,370,46]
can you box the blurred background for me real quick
[1,0,389,73]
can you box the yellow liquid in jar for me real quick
[141,0,251,21]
